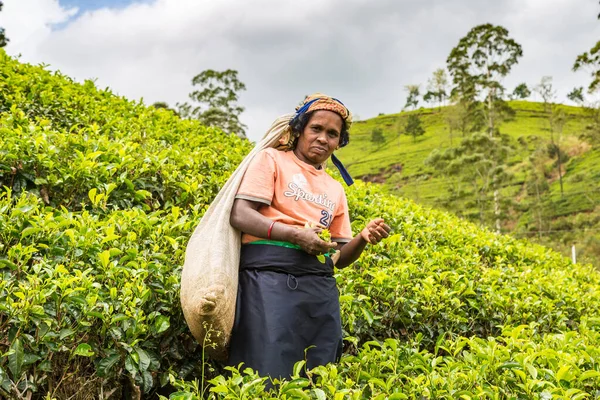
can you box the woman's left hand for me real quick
[360,218,391,245]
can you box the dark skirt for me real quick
[227,244,343,380]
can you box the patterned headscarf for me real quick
[278,93,352,150]
[298,93,352,127]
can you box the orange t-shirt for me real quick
[236,148,353,244]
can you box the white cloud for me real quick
[0,0,77,56]
[1,0,600,141]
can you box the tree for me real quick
[566,86,600,141]
[446,23,522,232]
[177,69,247,138]
[534,76,555,113]
[371,127,385,144]
[567,87,585,105]
[403,85,420,111]
[0,1,8,48]
[533,76,565,197]
[574,41,600,94]
[405,114,425,143]
[524,144,551,238]
[510,83,531,100]
[444,97,473,146]
[424,68,449,109]
[447,23,523,138]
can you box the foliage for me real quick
[510,83,531,100]
[447,23,523,97]
[404,114,425,143]
[0,1,7,48]
[370,127,384,144]
[534,76,567,197]
[403,84,420,111]
[423,68,449,109]
[534,76,556,111]
[0,50,250,398]
[168,324,600,399]
[2,51,600,398]
[568,87,585,105]
[177,69,247,138]
[152,102,179,116]
[445,23,522,232]
[573,40,600,94]
[446,23,522,137]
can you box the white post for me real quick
[571,244,577,264]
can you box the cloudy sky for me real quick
[1,0,599,141]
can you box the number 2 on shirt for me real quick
[319,210,333,228]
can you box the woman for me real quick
[228,93,390,380]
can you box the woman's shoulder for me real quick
[323,173,345,192]
[258,147,284,159]
[251,147,281,165]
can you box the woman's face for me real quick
[294,110,343,168]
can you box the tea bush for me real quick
[169,323,600,399]
[1,51,600,398]
[0,51,251,212]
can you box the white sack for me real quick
[180,114,294,360]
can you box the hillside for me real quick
[337,101,600,266]
[1,52,600,398]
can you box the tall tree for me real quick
[524,144,551,238]
[446,23,522,232]
[447,23,523,138]
[403,84,420,111]
[0,1,8,48]
[533,76,565,197]
[424,68,449,110]
[178,69,247,138]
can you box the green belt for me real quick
[248,240,335,257]
[248,240,302,250]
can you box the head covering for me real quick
[273,92,354,186]
[297,93,353,127]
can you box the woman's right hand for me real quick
[293,227,337,256]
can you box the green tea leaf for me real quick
[136,348,151,372]
[154,315,170,334]
[8,338,24,379]
[579,370,600,382]
[97,354,120,377]
[74,343,95,357]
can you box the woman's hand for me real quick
[360,218,391,245]
[293,227,338,255]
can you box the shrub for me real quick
[1,51,600,398]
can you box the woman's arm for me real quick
[230,199,337,255]
[335,218,391,268]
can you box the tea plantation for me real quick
[1,51,600,399]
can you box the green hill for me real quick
[2,52,600,398]
[338,101,600,266]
